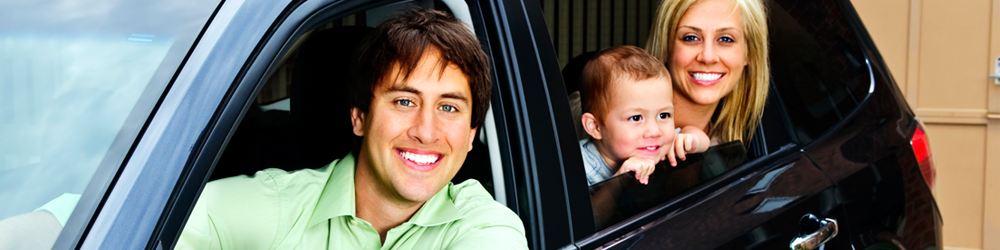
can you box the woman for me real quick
[646,0,769,145]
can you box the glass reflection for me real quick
[589,141,748,229]
[0,0,219,245]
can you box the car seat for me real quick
[561,51,597,95]
[290,26,373,166]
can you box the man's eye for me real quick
[719,36,735,43]
[659,112,671,119]
[629,115,642,121]
[396,99,414,107]
[440,105,458,112]
[682,35,699,42]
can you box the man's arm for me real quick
[174,172,285,250]
[0,211,62,250]
[174,198,221,250]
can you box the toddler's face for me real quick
[596,76,675,164]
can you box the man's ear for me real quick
[351,107,365,136]
[582,112,603,140]
[467,127,478,152]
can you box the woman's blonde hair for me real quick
[646,0,769,143]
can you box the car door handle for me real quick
[789,214,838,250]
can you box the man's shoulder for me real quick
[208,167,327,192]
[198,163,336,210]
[440,180,528,249]
[448,180,522,228]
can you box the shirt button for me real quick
[350,219,358,226]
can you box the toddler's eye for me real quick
[629,115,642,122]
[396,99,414,107]
[658,112,671,119]
[440,105,458,112]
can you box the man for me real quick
[176,8,527,249]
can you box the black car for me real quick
[0,0,940,249]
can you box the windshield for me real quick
[0,0,219,231]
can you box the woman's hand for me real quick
[615,157,657,185]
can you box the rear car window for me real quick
[0,0,218,239]
[769,0,872,144]
[540,0,872,231]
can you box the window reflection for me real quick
[589,141,748,229]
[0,0,219,246]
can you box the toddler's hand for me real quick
[667,132,707,167]
[615,157,657,185]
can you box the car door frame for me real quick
[469,0,602,249]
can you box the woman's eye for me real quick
[659,112,671,119]
[396,99,414,107]
[719,36,735,43]
[682,35,699,42]
[440,105,458,112]
[629,115,642,122]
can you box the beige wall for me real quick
[851,0,1000,249]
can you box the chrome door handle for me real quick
[789,214,838,250]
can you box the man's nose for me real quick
[408,106,440,144]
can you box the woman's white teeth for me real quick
[401,151,438,164]
[646,146,657,150]
[692,72,722,81]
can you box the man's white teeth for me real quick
[692,72,722,81]
[401,151,439,164]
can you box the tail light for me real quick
[910,123,935,189]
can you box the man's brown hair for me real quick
[349,8,492,129]
[580,46,671,120]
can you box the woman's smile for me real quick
[689,71,725,86]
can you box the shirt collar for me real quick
[308,152,357,228]
[409,182,460,227]
[308,152,462,228]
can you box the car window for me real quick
[540,0,871,231]
[538,0,749,231]
[769,0,872,145]
[0,0,218,244]
[212,0,502,198]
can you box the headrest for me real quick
[561,51,597,94]
[291,26,373,166]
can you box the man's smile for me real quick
[396,148,443,171]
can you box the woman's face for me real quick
[670,0,747,106]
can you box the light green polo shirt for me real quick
[175,153,527,250]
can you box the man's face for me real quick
[352,48,477,204]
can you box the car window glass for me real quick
[0,0,219,244]
[588,141,747,230]
[768,0,871,145]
